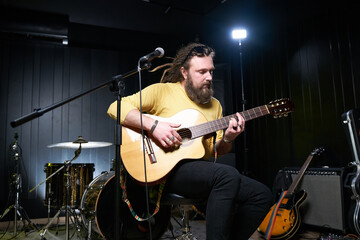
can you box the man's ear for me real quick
[180,67,188,80]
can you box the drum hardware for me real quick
[29,136,90,195]
[29,135,109,199]
[0,133,39,235]
[87,219,92,240]
[47,182,51,222]
[43,163,94,210]
[29,136,93,240]
[40,162,95,239]
[39,210,61,239]
[38,206,83,239]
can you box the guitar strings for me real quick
[189,106,269,139]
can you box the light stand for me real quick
[232,29,249,174]
[238,40,249,174]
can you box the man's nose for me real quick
[205,71,213,80]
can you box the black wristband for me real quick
[150,120,158,134]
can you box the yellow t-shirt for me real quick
[107,82,224,159]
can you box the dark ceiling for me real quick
[0,0,305,35]
[0,0,338,53]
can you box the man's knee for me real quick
[213,164,241,191]
[256,182,273,209]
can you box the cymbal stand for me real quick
[13,136,22,235]
[0,133,38,235]
[64,157,75,240]
[38,210,61,239]
[36,144,83,240]
[47,182,52,222]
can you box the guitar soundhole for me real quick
[177,128,192,141]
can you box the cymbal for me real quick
[48,141,112,149]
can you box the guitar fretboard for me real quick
[287,148,323,194]
[188,105,270,139]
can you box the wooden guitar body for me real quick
[121,109,207,183]
[258,147,324,239]
[258,190,307,239]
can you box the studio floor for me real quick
[0,212,358,240]
[0,219,320,240]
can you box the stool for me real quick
[161,193,205,240]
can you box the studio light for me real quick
[232,29,247,40]
[232,29,247,46]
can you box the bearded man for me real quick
[107,43,272,240]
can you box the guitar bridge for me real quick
[144,135,157,164]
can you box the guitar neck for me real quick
[287,155,314,194]
[189,105,270,139]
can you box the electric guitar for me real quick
[121,98,294,183]
[347,161,360,235]
[258,147,325,240]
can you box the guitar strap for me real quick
[211,132,218,163]
[264,190,288,240]
[120,165,166,222]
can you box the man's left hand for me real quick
[223,112,245,142]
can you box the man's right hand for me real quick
[151,121,182,148]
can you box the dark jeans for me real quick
[164,159,273,240]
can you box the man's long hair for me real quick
[156,43,215,83]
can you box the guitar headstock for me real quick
[267,98,294,118]
[311,147,325,156]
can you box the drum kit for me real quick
[30,136,171,240]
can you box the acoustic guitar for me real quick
[121,98,294,183]
[258,147,324,240]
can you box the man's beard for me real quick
[185,76,213,105]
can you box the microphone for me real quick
[139,47,164,62]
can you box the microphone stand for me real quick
[111,75,126,240]
[11,62,152,240]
